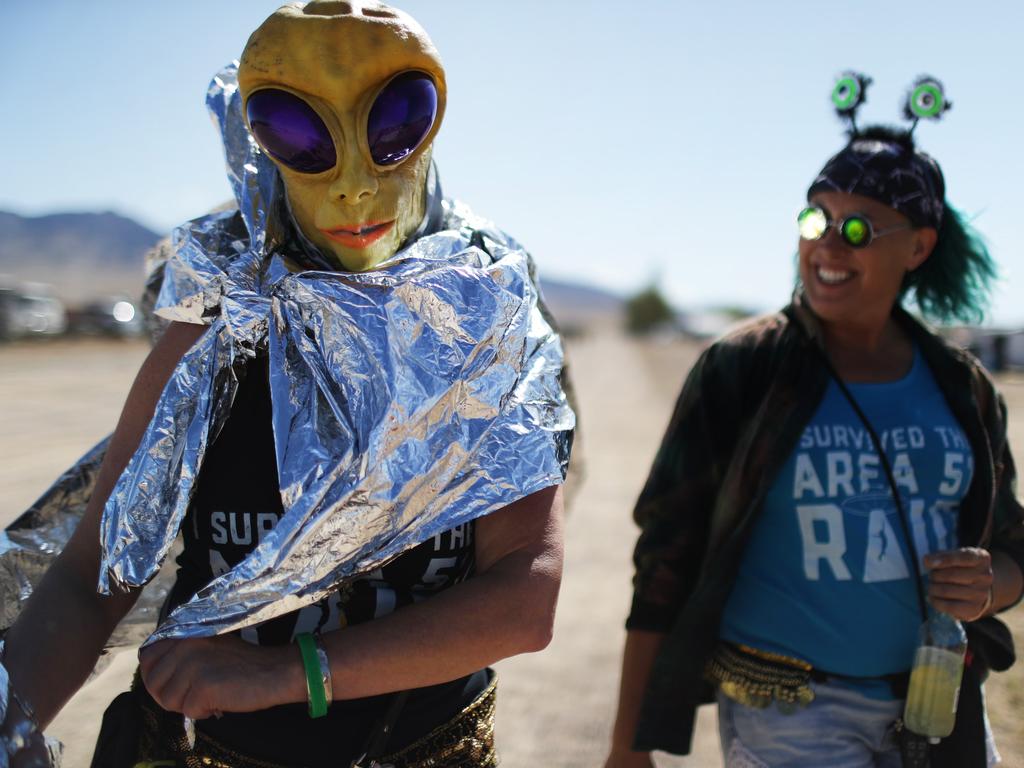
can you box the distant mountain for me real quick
[0,210,624,323]
[0,211,162,303]
[539,276,622,329]
[540,276,621,310]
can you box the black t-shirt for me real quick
[163,356,486,765]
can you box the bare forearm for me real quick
[316,488,564,701]
[608,630,665,760]
[139,543,563,717]
[138,486,565,719]
[314,550,560,701]
[5,439,140,728]
[4,561,134,727]
[4,432,146,727]
[3,322,205,726]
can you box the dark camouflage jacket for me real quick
[627,294,1024,756]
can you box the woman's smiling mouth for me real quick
[816,265,854,286]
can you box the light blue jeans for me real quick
[717,681,1001,768]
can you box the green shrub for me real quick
[624,285,675,335]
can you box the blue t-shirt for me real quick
[719,348,973,693]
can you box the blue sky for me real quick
[3,1,1023,323]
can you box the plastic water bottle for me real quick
[903,611,967,740]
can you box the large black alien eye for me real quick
[366,72,438,166]
[246,89,337,174]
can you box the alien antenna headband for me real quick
[809,72,950,230]
[831,71,952,136]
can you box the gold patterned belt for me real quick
[375,672,497,768]
[706,642,911,713]
[705,642,816,712]
[131,672,499,768]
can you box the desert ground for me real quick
[2,329,1022,767]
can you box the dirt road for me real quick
[2,332,1021,767]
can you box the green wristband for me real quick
[296,632,328,718]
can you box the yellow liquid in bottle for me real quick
[903,646,964,738]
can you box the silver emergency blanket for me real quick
[0,439,108,632]
[0,439,172,650]
[97,63,574,642]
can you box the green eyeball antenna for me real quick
[903,76,951,133]
[831,71,871,133]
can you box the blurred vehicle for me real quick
[0,283,67,340]
[944,326,1024,373]
[67,296,145,338]
[0,287,15,339]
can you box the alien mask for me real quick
[238,1,447,272]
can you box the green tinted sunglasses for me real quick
[798,205,912,249]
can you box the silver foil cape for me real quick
[0,439,172,648]
[98,63,573,643]
[1,439,107,632]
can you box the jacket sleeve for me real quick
[982,383,1024,610]
[626,343,736,632]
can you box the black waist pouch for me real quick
[90,689,149,768]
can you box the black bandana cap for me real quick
[807,131,946,230]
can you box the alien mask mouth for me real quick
[321,220,396,249]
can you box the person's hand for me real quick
[603,748,655,768]
[139,634,303,720]
[924,547,994,622]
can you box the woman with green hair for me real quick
[606,75,1024,768]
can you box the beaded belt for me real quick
[706,642,911,713]
[705,642,817,713]
[374,673,497,768]
[131,672,498,768]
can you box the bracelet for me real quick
[296,633,329,718]
[979,584,995,618]
[8,688,38,731]
[313,634,333,704]
[0,639,39,730]
[966,584,995,622]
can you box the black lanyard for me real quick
[818,350,931,625]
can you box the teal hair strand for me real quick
[902,203,996,324]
